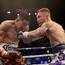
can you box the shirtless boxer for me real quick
[0,22,23,65]
[0,15,30,65]
[1,14,30,42]
[21,8,65,65]
[22,8,65,46]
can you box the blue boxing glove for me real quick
[18,31,24,40]
[18,31,29,40]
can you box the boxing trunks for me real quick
[51,44,65,65]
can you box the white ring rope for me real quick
[28,62,65,65]
[23,54,54,58]
[18,47,51,50]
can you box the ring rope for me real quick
[23,54,54,58]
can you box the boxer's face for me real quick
[36,12,48,26]
[15,19,29,31]
[15,20,23,29]
[22,20,29,31]
[22,20,29,26]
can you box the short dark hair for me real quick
[17,14,30,21]
[37,8,50,14]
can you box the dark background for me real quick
[0,0,65,29]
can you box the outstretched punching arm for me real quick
[22,22,49,42]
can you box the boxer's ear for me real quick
[45,15,48,21]
[46,15,51,21]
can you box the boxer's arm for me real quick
[23,23,48,41]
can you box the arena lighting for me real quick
[35,12,37,15]
[28,12,31,15]
[7,11,11,14]
[17,13,20,16]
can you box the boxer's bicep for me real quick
[28,23,48,38]
[23,23,48,42]
[29,27,45,37]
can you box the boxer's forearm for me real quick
[20,23,48,43]
[31,37,43,41]
[23,26,48,39]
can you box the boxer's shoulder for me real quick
[1,20,15,25]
